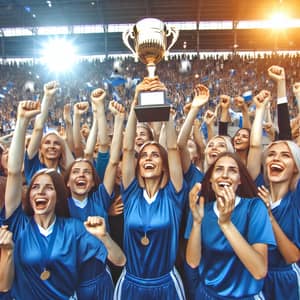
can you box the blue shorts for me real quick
[114,267,186,300]
[76,266,114,300]
[263,263,300,300]
[195,282,265,300]
[0,291,12,300]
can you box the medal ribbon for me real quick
[141,193,155,241]
[31,218,58,274]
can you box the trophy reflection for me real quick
[123,18,179,122]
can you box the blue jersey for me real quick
[263,180,300,300]
[184,163,204,189]
[68,184,113,229]
[68,184,115,300]
[5,205,107,300]
[185,197,275,298]
[95,151,110,181]
[24,151,48,184]
[115,179,187,299]
[254,172,265,187]
[0,292,12,300]
[122,179,187,276]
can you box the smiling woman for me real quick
[63,99,125,300]
[185,152,275,299]
[258,140,300,300]
[24,81,74,184]
[114,78,187,300]
[3,100,126,299]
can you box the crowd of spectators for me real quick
[0,52,300,135]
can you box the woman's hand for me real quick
[191,84,210,108]
[258,185,273,216]
[253,90,271,109]
[108,196,124,216]
[217,185,235,225]
[84,216,107,238]
[43,81,59,98]
[0,226,14,250]
[91,88,106,109]
[268,65,285,82]
[189,183,204,225]
[109,100,125,116]
[17,100,41,121]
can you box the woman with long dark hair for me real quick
[4,100,125,300]
[186,152,275,299]
[114,78,187,300]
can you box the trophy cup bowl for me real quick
[123,18,179,122]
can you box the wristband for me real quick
[277,96,288,105]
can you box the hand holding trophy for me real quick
[123,18,179,122]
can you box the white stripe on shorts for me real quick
[113,268,126,300]
[170,267,186,300]
[253,291,265,300]
[292,263,300,299]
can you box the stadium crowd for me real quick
[0,52,299,300]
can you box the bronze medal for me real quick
[40,269,51,281]
[141,234,150,246]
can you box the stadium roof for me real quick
[1,0,300,58]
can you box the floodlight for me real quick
[41,38,77,73]
[269,12,289,30]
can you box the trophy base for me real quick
[135,90,170,122]
[135,104,170,122]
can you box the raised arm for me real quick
[84,216,126,267]
[203,109,216,142]
[218,95,231,136]
[26,81,58,159]
[84,89,107,161]
[186,183,204,268]
[63,103,75,154]
[177,84,209,173]
[92,89,109,154]
[258,185,300,263]
[72,102,89,158]
[233,96,251,129]
[5,101,40,218]
[122,79,154,189]
[0,226,14,292]
[247,90,271,180]
[166,110,183,191]
[102,101,125,195]
[268,65,292,140]
[192,119,206,171]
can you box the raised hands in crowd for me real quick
[0,61,299,300]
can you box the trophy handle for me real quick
[122,27,139,62]
[165,25,179,60]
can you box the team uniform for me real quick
[185,197,275,300]
[95,151,110,181]
[114,178,187,300]
[4,205,108,300]
[67,184,113,228]
[24,151,53,184]
[254,173,265,187]
[0,292,12,300]
[68,184,115,300]
[262,180,300,300]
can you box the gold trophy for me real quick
[123,18,179,122]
